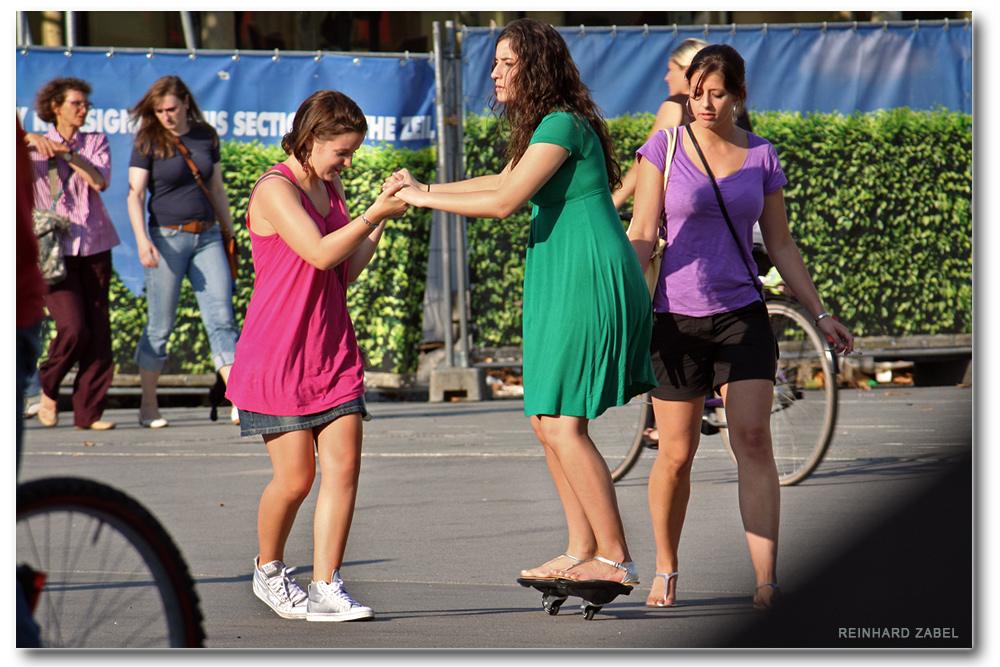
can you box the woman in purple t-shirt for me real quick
[629,45,854,610]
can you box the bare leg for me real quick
[311,413,364,583]
[646,396,704,606]
[520,416,598,577]
[720,379,781,606]
[258,429,316,565]
[535,414,634,582]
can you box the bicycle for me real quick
[591,247,840,487]
[16,476,206,648]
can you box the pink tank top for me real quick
[226,163,364,416]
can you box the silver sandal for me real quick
[646,572,679,607]
[562,556,639,585]
[519,553,586,580]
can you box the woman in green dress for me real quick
[387,18,655,584]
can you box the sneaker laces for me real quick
[319,579,364,609]
[267,565,308,605]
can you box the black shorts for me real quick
[649,300,777,401]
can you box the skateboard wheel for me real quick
[582,603,602,620]
[543,594,567,615]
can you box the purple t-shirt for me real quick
[637,126,787,316]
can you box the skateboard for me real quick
[517,577,633,620]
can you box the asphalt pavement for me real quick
[16,385,974,653]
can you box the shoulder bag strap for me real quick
[173,135,227,226]
[684,124,764,302]
[658,126,679,233]
[47,158,64,210]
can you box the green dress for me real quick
[522,112,656,419]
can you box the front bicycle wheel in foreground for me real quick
[17,477,205,648]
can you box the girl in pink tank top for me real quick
[226,90,407,622]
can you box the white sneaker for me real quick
[306,573,374,622]
[253,557,308,619]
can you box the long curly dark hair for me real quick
[129,75,215,160]
[488,18,621,190]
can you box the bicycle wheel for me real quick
[16,477,206,648]
[718,300,839,486]
[591,392,654,483]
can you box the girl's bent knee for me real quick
[271,475,314,503]
[654,451,695,478]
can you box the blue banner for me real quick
[16,47,436,293]
[462,20,972,118]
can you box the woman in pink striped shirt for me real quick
[24,77,120,431]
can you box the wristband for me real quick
[813,312,832,325]
[361,211,379,229]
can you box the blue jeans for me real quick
[135,225,238,372]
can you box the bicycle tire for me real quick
[592,392,654,483]
[16,477,206,648]
[717,300,839,486]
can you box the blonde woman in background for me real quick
[612,38,706,210]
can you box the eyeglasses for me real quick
[68,100,94,111]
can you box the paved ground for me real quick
[16,385,974,654]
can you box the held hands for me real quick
[370,178,409,221]
[382,168,424,206]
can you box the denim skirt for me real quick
[238,396,372,437]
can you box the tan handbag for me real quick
[639,126,678,300]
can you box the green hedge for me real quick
[750,108,972,336]
[52,107,968,377]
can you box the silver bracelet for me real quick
[361,211,379,229]
[814,311,832,325]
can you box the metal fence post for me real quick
[428,21,488,401]
[432,21,454,368]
